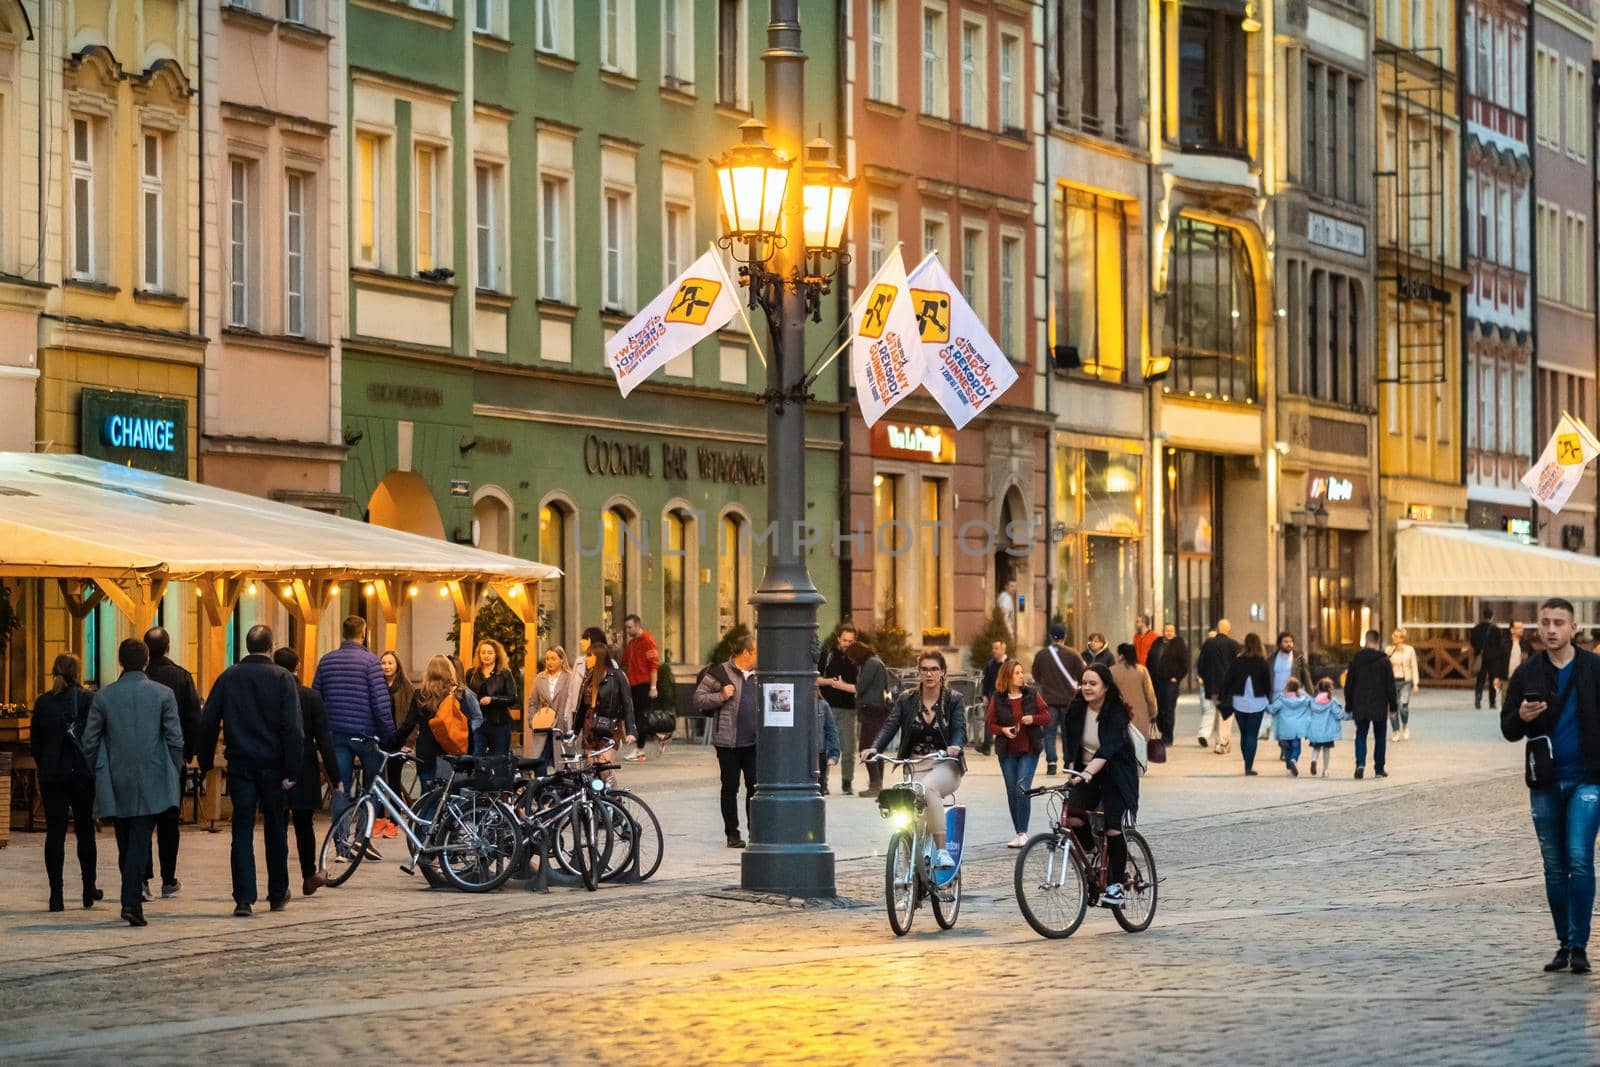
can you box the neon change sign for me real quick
[102,414,178,453]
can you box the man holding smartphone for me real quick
[1503,597,1600,975]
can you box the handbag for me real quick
[1147,737,1168,764]
[529,705,558,732]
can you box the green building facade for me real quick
[342,1,845,673]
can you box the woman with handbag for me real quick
[1060,663,1141,907]
[525,646,578,773]
[575,642,634,772]
[467,639,520,756]
[846,640,891,798]
[29,653,102,912]
[1111,644,1161,748]
[985,659,1051,848]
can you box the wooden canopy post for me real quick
[283,578,337,684]
[370,578,407,655]
[93,574,169,638]
[448,579,489,664]
[196,576,246,694]
[491,579,541,736]
[57,580,107,655]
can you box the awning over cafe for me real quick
[1395,522,1600,601]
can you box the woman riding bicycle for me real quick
[862,650,966,871]
[1061,662,1140,906]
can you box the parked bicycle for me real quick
[1013,770,1158,939]
[318,739,526,893]
[872,753,965,936]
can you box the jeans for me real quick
[1041,715,1062,769]
[41,777,97,895]
[228,767,290,906]
[996,750,1040,833]
[1354,718,1387,771]
[1279,738,1302,764]
[834,708,857,788]
[1234,712,1264,771]
[332,737,384,823]
[115,815,154,910]
[1154,680,1179,744]
[1530,780,1600,951]
[716,744,757,838]
[480,723,512,756]
[1392,681,1413,731]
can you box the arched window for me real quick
[1164,215,1256,401]
[539,501,571,652]
[602,505,637,637]
[718,512,748,636]
[662,509,691,664]
[473,489,513,555]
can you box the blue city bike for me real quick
[872,754,965,936]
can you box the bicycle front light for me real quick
[887,809,912,832]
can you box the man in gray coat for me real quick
[81,638,184,927]
[693,634,758,849]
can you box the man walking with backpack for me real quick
[1030,623,1084,777]
[694,634,759,848]
[1503,597,1600,975]
[199,625,303,916]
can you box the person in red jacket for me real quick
[1133,613,1160,667]
[620,614,660,762]
[986,659,1051,848]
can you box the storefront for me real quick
[1052,440,1145,647]
[1280,468,1376,657]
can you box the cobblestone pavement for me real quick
[0,692,1594,1065]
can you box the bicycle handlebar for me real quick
[868,753,961,766]
[1025,769,1090,795]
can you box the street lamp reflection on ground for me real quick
[710,3,854,898]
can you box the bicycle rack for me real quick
[521,807,645,891]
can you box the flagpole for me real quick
[710,242,769,369]
[802,241,906,389]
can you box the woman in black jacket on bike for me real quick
[861,650,967,871]
[29,653,101,911]
[1060,663,1140,906]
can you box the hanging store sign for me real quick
[870,422,956,464]
[1306,470,1368,508]
[1306,211,1366,257]
[80,388,188,479]
[1505,517,1533,538]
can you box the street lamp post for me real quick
[713,1,851,897]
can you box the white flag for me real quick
[907,254,1020,429]
[1522,412,1600,514]
[850,249,925,427]
[606,250,740,397]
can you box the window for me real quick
[601,506,635,635]
[869,207,891,274]
[961,225,985,320]
[1304,65,1318,193]
[1287,263,1365,407]
[1058,0,1129,143]
[539,503,570,652]
[873,473,904,624]
[720,342,747,384]
[604,189,631,309]
[286,0,305,25]
[355,131,382,268]
[999,31,1021,131]
[1169,5,1247,153]
[959,19,984,127]
[228,158,256,328]
[475,162,503,291]
[1566,60,1587,161]
[718,513,748,634]
[919,478,949,635]
[1567,212,1588,310]
[717,0,745,108]
[414,144,440,273]
[69,117,95,280]
[663,0,692,89]
[921,210,948,265]
[921,5,947,118]
[539,174,569,301]
[140,133,163,291]
[285,172,307,336]
[1164,215,1256,401]
[536,0,569,56]
[1537,199,1560,302]
[473,0,498,35]
[600,0,635,75]
[663,510,689,665]
[1302,60,1361,203]
[869,0,895,103]
[999,233,1021,356]
[664,202,690,284]
[1056,187,1126,382]
[1535,46,1559,149]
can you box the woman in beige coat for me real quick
[525,646,579,773]
[1112,642,1160,741]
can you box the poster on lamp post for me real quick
[606,250,740,397]
[906,253,1019,429]
[1521,412,1600,513]
[849,248,925,427]
[763,683,795,727]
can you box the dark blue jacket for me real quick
[311,640,394,740]
[199,654,303,781]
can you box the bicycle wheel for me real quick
[318,798,375,888]
[440,796,525,893]
[1014,832,1088,939]
[932,868,962,929]
[885,832,916,936]
[411,786,450,889]
[601,791,663,882]
[1112,829,1159,933]
[554,802,615,882]
[570,800,602,891]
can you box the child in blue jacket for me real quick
[1268,679,1314,776]
[1305,678,1351,778]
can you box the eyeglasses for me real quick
[917,666,942,673]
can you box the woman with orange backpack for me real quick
[389,656,476,789]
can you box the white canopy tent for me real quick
[1394,522,1600,626]
[0,452,557,684]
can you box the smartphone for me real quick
[1523,692,1547,706]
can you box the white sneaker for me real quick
[1402,727,1411,741]
[1007,832,1027,849]
[934,848,956,871]
[1098,883,1126,907]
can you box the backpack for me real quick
[428,689,471,756]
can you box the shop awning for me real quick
[1395,522,1600,600]
[0,452,558,585]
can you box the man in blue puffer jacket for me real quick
[311,616,394,827]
